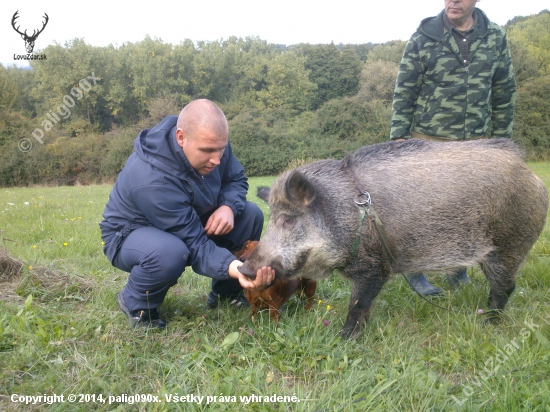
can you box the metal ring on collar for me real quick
[354,191,372,206]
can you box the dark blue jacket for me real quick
[99,115,248,280]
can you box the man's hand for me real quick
[228,260,275,290]
[205,205,234,236]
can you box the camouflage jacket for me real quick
[390,8,516,140]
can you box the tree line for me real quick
[0,10,549,186]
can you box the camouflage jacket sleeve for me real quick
[490,32,516,138]
[390,37,424,140]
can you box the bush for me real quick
[99,127,137,181]
[315,96,391,144]
[229,108,295,176]
[513,75,550,159]
[357,60,399,106]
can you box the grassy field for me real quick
[0,167,549,412]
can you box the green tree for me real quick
[193,36,277,104]
[125,36,194,112]
[341,43,377,62]
[356,60,399,106]
[257,52,316,113]
[513,74,550,158]
[0,66,29,148]
[30,39,110,134]
[366,41,407,64]
[507,10,550,74]
[292,43,362,109]
[508,37,541,85]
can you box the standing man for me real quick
[100,99,275,328]
[390,0,516,295]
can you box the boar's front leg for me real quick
[341,274,385,339]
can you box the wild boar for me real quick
[239,138,548,338]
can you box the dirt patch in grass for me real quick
[0,247,94,303]
[0,247,24,282]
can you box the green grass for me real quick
[0,168,549,412]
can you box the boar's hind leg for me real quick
[341,277,385,339]
[480,251,519,322]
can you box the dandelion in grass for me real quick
[29,265,33,270]
[32,245,37,249]
[63,242,68,247]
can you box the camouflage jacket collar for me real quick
[417,8,489,43]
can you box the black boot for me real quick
[446,268,470,288]
[117,290,166,329]
[406,273,443,296]
[207,291,250,309]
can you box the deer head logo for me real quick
[11,11,49,54]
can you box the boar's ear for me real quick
[285,171,315,206]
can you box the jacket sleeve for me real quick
[490,32,516,138]
[390,35,426,140]
[217,142,248,217]
[131,182,235,280]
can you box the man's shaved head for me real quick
[177,99,228,140]
[175,99,229,175]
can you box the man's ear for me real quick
[176,128,186,149]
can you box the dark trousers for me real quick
[113,201,264,312]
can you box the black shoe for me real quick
[207,291,250,309]
[117,291,166,329]
[406,273,443,296]
[447,269,471,288]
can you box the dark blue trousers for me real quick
[113,201,264,312]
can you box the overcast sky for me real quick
[1,0,548,67]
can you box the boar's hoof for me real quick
[340,322,362,340]
[482,309,505,325]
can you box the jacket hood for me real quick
[133,115,195,178]
[417,8,489,41]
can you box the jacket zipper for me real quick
[440,37,471,140]
[200,174,217,207]
[462,58,470,140]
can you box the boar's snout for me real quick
[237,263,257,279]
[237,255,285,280]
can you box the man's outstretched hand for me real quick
[228,260,275,290]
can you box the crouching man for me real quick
[100,99,274,329]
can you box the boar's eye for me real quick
[282,216,296,229]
